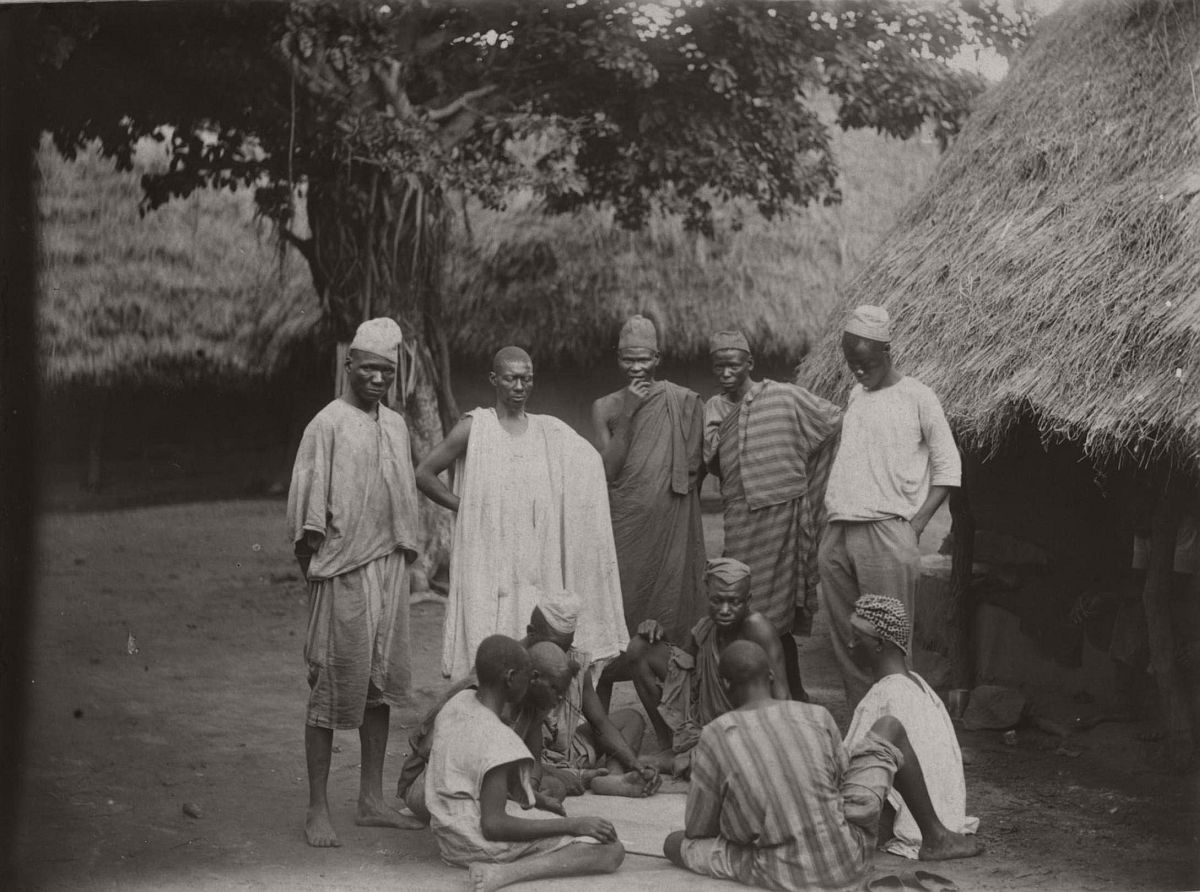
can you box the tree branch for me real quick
[426,84,499,122]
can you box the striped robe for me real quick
[708,381,841,633]
[685,701,876,892]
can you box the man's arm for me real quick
[742,614,791,701]
[479,763,616,842]
[592,385,649,483]
[580,674,648,775]
[293,529,324,580]
[414,416,472,511]
[912,389,961,539]
[683,734,723,839]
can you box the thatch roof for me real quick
[36,138,320,391]
[801,0,1200,472]
[444,110,938,368]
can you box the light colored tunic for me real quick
[426,690,575,867]
[443,408,629,679]
[825,376,960,523]
[287,399,421,728]
[844,672,978,859]
[609,381,706,642]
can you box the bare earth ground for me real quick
[11,498,1200,891]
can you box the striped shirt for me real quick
[686,701,873,892]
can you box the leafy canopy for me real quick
[32,0,1032,236]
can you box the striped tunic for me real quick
[686,701,874,892]
[708,382,841,633]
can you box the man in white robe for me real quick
[417,346,629,680]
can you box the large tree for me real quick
[26,0,1030,569]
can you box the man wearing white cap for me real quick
[287,317,423,846]
[821,305,961,706]
[591,315,706,645]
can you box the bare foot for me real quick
[468,861,503,892]
[305,804,341,847]
[356,797,427,830]
[589,770,659,798]
[644,750,676,774]
[579,768,609,786]
[918,831,983,861]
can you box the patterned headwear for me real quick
[538,589,581,635]
[349,317,403,362]
[618,315,658,352]
[851,594,911,655]
[709,330,751,355]
[844,305,891,343]
[705,557,751,588]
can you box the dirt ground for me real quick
[10,498,1200,891]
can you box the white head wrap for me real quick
[844,305,891,343]
[538,589,581,635]
[350,317,403,362]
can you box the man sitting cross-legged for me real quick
[599,557,790,774]
[664,641,983,892]
[522,591,663,798]
[844,594,979,859]
[426,635,625,892]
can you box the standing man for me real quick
[415,346,628,681]
[287,317,423,847]
[705,330,842,700]
[820,305,962,706]
[591,315,706,643]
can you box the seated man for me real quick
[397,640,575,822]
[399,593,659,818]
[523,591,663,797]
[844,595,979,859]
[426,635,624,892]
[600,557,789,772]
[664,641,982,892]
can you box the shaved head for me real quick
[492,346,533,374]
[719,640,771,688]
[475,634,530,686]
[528,641,569,680]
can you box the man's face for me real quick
[711,349,753,395]
[507,661,533,702]
[490,359,534,410]
[841,335,891,391]
[527,667,572,711]
[707,580,750,628]
[346,350,397,405]
[618,347,659,383]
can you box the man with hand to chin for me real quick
[819,305,961,707]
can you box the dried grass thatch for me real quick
[36,137,319,391]
[801,0,1200,472]
[444,107,938,368]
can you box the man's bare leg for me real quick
[590,710,663,796]
[629,640,674,751]
[870,716,983,861]
[596,653,632,711]
[468,841,625,892]
[356,704,425,829]
[305,723,340,847]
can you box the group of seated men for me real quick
[409,588,980,892]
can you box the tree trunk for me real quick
[1142,485,1193,769]
[947,484,976,692]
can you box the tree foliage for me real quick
[28,0,1033,387]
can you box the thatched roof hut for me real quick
[36,138,319,392]
[802,0,1200,474]
[445,111,938,369]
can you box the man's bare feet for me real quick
[468,861,504,892]
[918,831,983,861]
[590,770,661,798]
[305,804,341,847]
[645,750,676,774]
[356,797,427,830]
[579,768,608,786]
